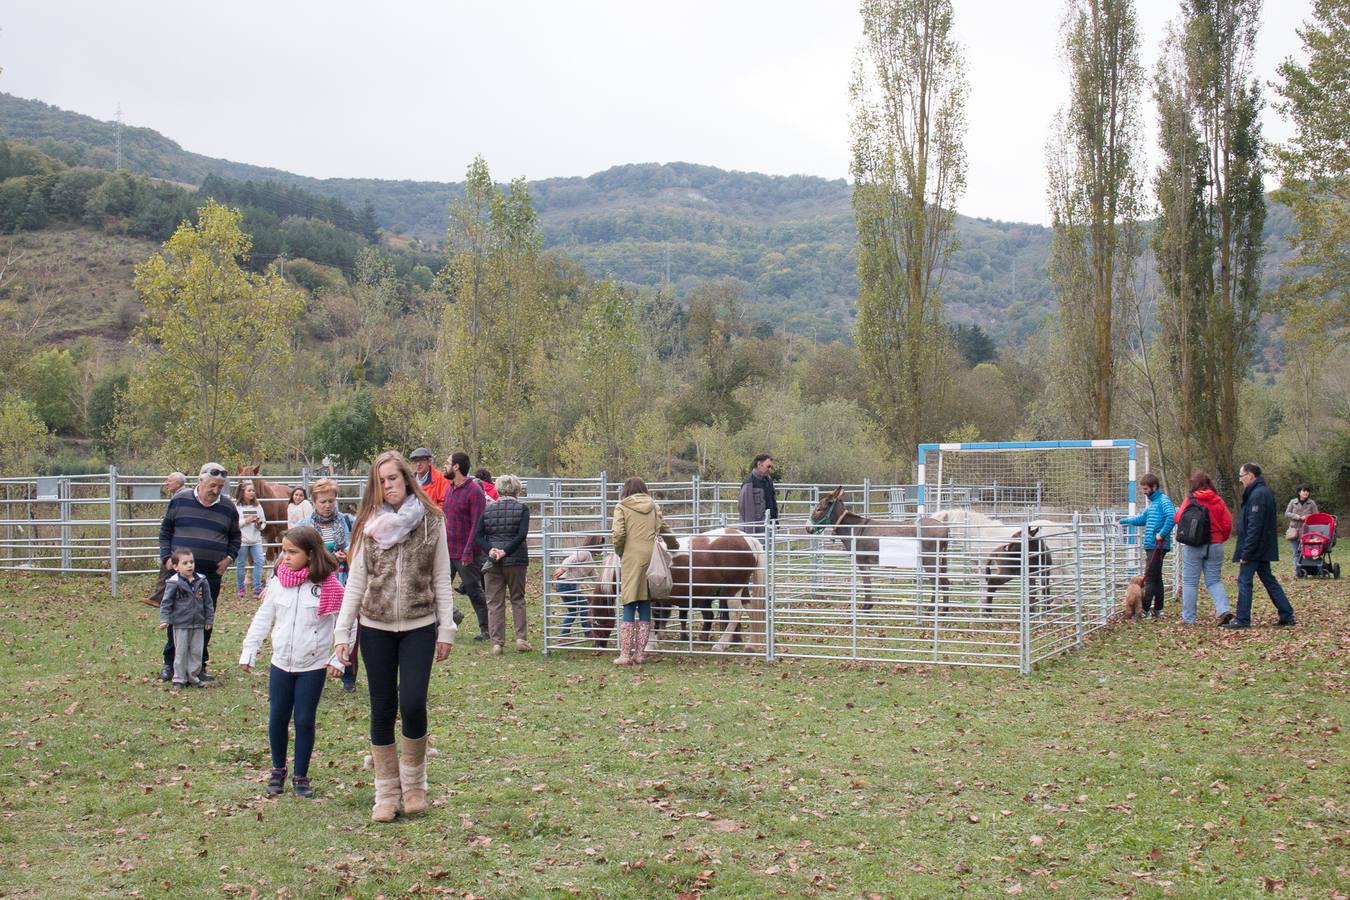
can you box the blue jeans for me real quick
[621,600,652,623]
[1236,560,1295,626]
[1180,543,1230,624]
[557,581,587,635]
[268,665,327,776]
[236,543,265,593]
[1289,540,1301,573]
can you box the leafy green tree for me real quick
[851,0,968,463]
[306,390,384,471]
[951,323,996,367]
[28,348,82,434]
[1045,0,1145,437]
[1271,0,1349,326]
[87,371,129,458]
[0,393,50,475]
[1270,0,1349,456]
[434,160,547,462]
[561,280,642,474]
[119,200,305,463]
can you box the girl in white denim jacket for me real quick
[239,526,346,798]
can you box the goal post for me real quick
[916,440,1146,517]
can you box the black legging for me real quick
[359,623,436,745]
[1142,547,1168,613]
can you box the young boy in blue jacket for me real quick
[1121,473,1176,619]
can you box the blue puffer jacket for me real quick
[1122,491,1177,550]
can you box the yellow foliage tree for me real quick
[118,201,304,465]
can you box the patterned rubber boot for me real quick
[613,622,634,665]
[633,621,653,664]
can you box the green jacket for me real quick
[611,493,677,605]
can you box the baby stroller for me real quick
[1295,512,1339,579]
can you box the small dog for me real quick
[1122,575,1145,620]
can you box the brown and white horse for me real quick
[657,527,766,652]
[807,487,950,608]
[585,527,766,654]
[236,465,292,561]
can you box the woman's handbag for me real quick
[647,535,673,600]
[1285,525,1299,541]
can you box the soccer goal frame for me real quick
[916,439,1146,518]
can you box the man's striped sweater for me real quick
[158,490,243,567]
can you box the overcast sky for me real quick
[2,0,1311,224]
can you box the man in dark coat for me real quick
[157,463,242,678]
[736,454,779,535]
[1223,462,1296,629]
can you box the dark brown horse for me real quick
[982,527,1054,612]
[807,486,950,609]
[237,465,292,560]
[584,528,765,653]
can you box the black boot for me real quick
[292,775,312,798]
[267,767,287,797]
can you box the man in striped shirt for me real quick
[156,462,241,682]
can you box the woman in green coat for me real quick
[610,477,678,666]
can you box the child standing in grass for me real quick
[553,534,603,638]
[239,526,345,798]
[159,548,214,689]
[235,480,267,598]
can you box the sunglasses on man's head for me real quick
[203,467,227,479]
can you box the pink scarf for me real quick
[276,564,344,616]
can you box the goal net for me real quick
[917,440,1145,518]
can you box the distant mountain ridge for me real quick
[0,92,1296,343]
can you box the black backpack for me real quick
[1176,494,1212,546]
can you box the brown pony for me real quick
[807,486,950,609]
[236,465,292,560]
[584,528,766,653]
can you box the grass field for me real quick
[0,564,1345,898]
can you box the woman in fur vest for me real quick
[335,451,457,822]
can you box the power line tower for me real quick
[114,104,124,172]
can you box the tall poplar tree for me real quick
[435,160,545,463]
[1045,0,1145,438]
[1153,0,1265,501]
[850,0,968,464]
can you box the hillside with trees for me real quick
[0,93,1155,342]
[0,18,1343,522]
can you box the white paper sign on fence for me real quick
[877,537,920,568]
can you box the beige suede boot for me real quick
[399,734,429,817]
[370,742,401,822]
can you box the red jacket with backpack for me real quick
[1174,489,1233,543]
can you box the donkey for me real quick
[807,487,950,610]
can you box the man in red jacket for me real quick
[409,448,449,506]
